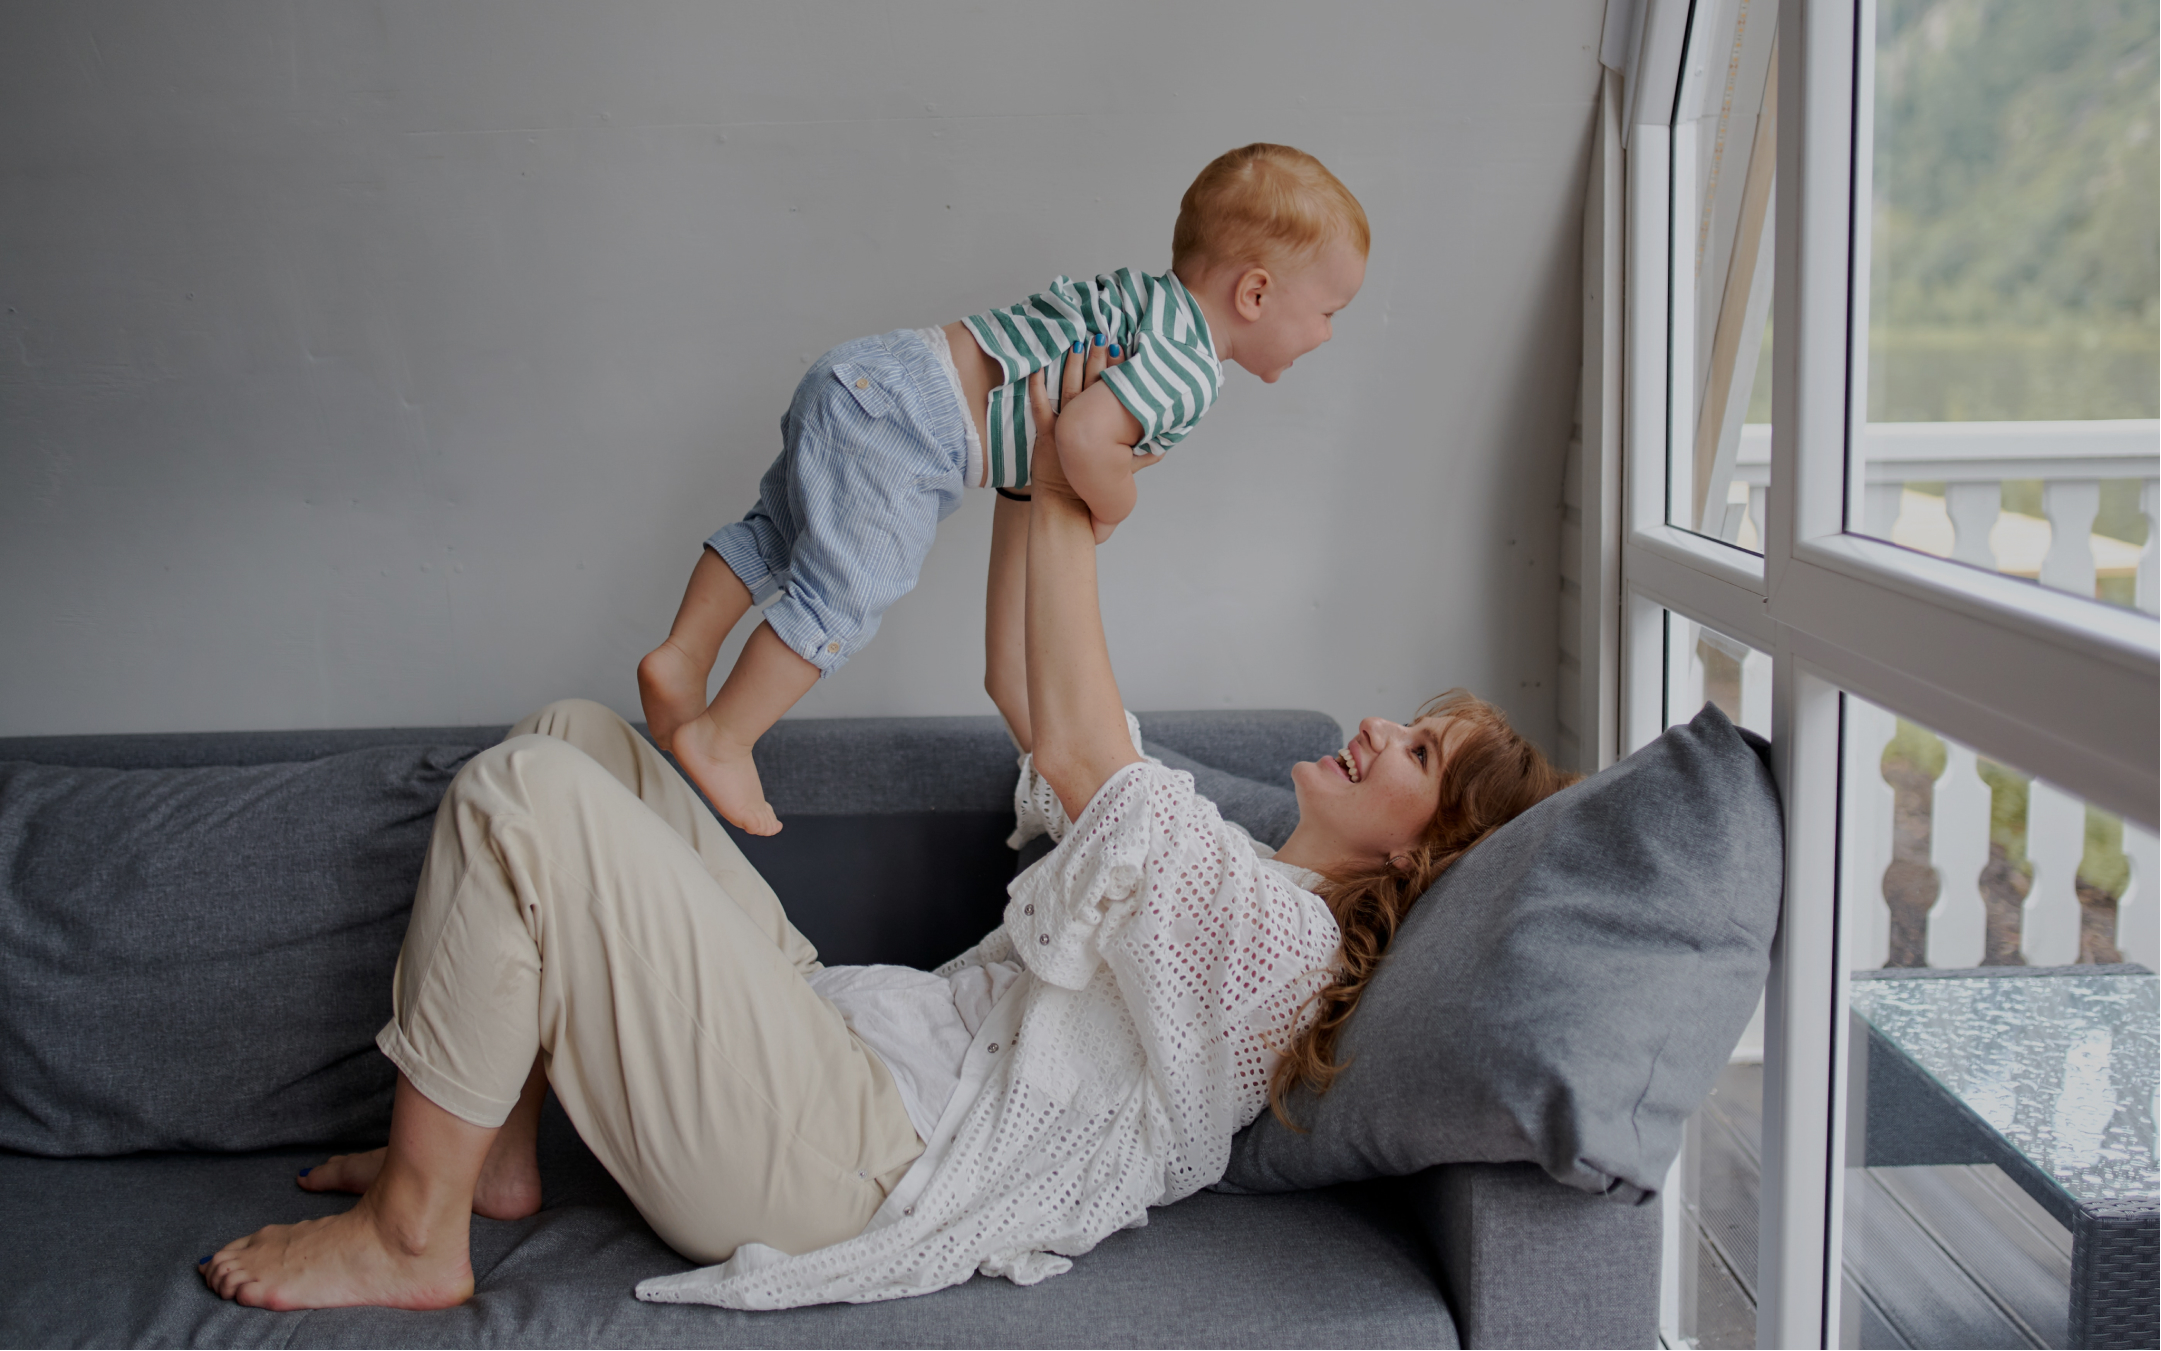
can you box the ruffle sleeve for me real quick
[1005,711,1150,851]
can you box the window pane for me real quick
[1856,1,2160,616]
[1666,0,1779,556]
[1665,613,1771,1349]
[1839,693,2159,1349]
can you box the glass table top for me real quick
[1851,967,2158,1207]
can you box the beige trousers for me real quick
[375,698,922,1264]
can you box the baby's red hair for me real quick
[1172,143,1370,278]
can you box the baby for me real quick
[639,143,1369,834]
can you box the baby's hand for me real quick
[1088,451,1160,542]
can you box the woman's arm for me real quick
[986,340,1135,756]
[1023,353,1146,821]
[983,491,1032,752]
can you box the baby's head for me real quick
[1171,144,1369,383]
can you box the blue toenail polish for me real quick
[197,1254,212,1266]
[299,1166,313,1177]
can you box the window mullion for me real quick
[1758,654,1849,1349]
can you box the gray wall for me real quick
[0,2,1600,747]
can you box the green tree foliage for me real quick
[2079,806,2132,897]
[1881,717,1948,782]
[1870,0,2159,421]
[1976,757,2033,876]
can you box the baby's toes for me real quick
[740,802,783,837]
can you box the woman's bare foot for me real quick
[297,1148,386,1198]
[299,1143,542,1222]
[637,639,711,752]
[199,1194,475,1312]
[672,711,781,835]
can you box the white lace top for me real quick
[635,733,1340,1310]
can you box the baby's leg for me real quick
[670,622,818,836]
[638,549,753,751]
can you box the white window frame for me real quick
[1602,0,2161,1344]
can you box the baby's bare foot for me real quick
[300,1145,541,1221]
[198,1200,474,1312]
[638,640,710,752]
[673,714,781,835]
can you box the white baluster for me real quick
[1944,480,2002,571]
[1928,743,1990,969]
[2119,822,2159,969]
[1864,482,1903,540]
[1846,699,1897,969]
[2038,479,2100,600]
[2138,479,2158,616]
[2023,780,2086,967]
[1739,646,1773,739]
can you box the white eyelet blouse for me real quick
[635,721,1341,1310]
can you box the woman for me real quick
[198,343,1574,1312]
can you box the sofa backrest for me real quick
[0,708,1338,1157]
[0,708,1337,971]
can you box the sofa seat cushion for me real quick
[0,1096,1458,1349]
[1223,703,1783,1203]
[0,745,481,1156]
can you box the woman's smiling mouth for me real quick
[1332,746,1361,782]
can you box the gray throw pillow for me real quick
[0,744,477,1156]
[1222,703,1781,1203]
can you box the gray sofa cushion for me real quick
[0,1095,1459,1348]
[1223,703,1782,1203]
[0,745,477,1156]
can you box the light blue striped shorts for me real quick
[708,330,971,678]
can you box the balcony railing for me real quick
[1727,419,2160,614]
[1698,420,2160,974]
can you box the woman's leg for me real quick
[302,697,820,1218]
[299,1055,546,1221]
[207,729,917,1309]
[201,1073,492,1310]
[503,696,822,975]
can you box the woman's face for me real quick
[1288,715,1461,869]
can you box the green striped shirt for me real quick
[961,269,1221,489]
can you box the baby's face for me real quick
[1234,235,1367,383]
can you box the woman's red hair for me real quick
[1269,690,1579,1127]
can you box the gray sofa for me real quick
[0,710,1661,1349]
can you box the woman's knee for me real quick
[507,697,628,744]
[451,733,612,819]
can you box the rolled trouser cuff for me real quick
[375,1019,517,1129]
[707,521,785,606]
[760,589,853,677]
